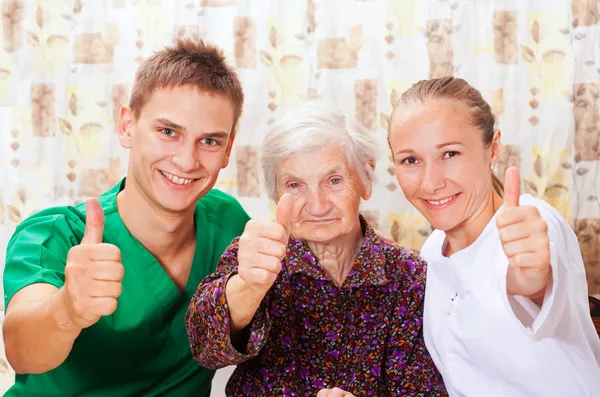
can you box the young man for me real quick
[2,38,249,396]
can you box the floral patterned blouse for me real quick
[185,217,447,397]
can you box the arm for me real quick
[500,203,578,336]
[3,284,80,374]
[225,274,268,336]
[185,195,293,369]
[185,238,278,369]
[3,199,123,374]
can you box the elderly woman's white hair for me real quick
[261,101,381,202]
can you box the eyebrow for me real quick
[394,141,465,156]
[436,141,464,149]
[153,117,230,139]
[154,117,184,131]
[321,166,344,177]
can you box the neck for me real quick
[116,180,196,260]
[444,188,503,256]
[307,220,364,287]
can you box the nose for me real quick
[421,163,446,195]
[172,142,199,173]
[305,186,332,217]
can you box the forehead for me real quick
[278,146,350,178]
[138,86,235,129]
[390,102,477,145]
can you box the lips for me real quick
[160,170,196,185]
[422,193,460,208]
[426,194,457,206]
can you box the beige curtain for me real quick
[0,0,599,303]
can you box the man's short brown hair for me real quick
[129,37,244,130]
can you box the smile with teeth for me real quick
[160,170,196,185]
[426,194,458,206]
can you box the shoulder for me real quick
[8,183,121,250]
[197,189,251,234]
[420,229,445,260]
[517,194,574,239]
[8,206,85,249]
[381,241,428,285]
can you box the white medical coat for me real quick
[421,194,600,397]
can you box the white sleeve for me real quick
[500,201,586,338]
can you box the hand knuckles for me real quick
[538,219,548,232]
[278,245,287,258]
[269,256,282,272]
[109,298,118,313]
[499,229,508,243]
[115,263,125,280]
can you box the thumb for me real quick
[503,166,521,208]
[276,193,294,235]
[81,198,105,245]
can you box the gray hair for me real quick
[261,101,380,202]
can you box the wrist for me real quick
[51,288,83,335]
[227,274,268,300]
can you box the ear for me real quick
[221,127,237,169]
[490,129,501,167]
[361,159,375,201]
[118,105,135,149]
[362,184,373,201]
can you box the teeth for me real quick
[427,195,456,206]
[161,171,194,185]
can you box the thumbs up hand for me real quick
[237,194,294,293]
[496,167,551,301]
[61,198,124,329]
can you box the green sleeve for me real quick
[3,213,78,308]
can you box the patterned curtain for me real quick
[0,0,599,305]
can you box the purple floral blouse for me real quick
[185,218,447,396]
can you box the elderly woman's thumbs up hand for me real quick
[237,194,294,294]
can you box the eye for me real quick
[161,128,176,137]
[201,138,220,146]
[330,177,342,185]
[288,182,300,189]
[443,151,459,159]
[402,156,419,165]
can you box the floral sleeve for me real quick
[184,237,271,370]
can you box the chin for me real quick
[429,218,461,232]
[297,229,341,244]
[419,212,457,232]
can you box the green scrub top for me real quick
[3,179,250,397]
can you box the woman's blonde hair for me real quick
[390,76,504,196]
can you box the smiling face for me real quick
[275,146,372,244]
[118,85,236,214]
[388,101,500,232]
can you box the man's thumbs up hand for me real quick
[60,198,124,329]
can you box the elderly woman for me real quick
[185,102,447,396]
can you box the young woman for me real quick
[385,76,600,396]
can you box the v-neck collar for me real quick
[99,178,202,310]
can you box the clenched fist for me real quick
[496,167,551,301]
[60,198,124,329]
[237,194,294,293]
